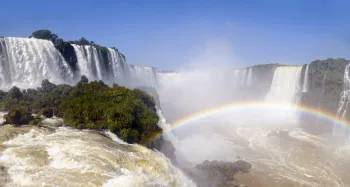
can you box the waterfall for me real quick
[265,66,302,104]
[156,107,178,144]
[232,69,240,88]
[240,68,247,86]
[302,64,310,92]
[128,65,158,88]
[73,44,130,85]
[107,48,126,84]
[334,64,350,136]
[72,44,93,79]
[246,67,253,87]
[0,37,73,89]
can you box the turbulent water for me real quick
[0,125,195,187]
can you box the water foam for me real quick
[0,127,196,187]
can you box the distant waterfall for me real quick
[240,69,247,86]
[265,66,302,104]
[334,64,350,136]
[128,65,158,88]
[246,68,252,87]
[0,37,73,89]
[302,64,310,92]
[72,44,130,85]
[107,48,126,84]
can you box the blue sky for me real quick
[1,0,350,70]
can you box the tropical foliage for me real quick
[0,77,161,145]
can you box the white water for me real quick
[0,37,73,89]
[72,44,93,80]
[0,126,195,187]
[246,67,253,87]
[303,64,310,92]
[334,64,350,136]
[265,66,302,104]
[240,68,247,87]
[0,37,159,90]
[128,65,158,88]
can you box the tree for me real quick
[79,75,89,83]
[79,37,90,45]
[30,29,58,41]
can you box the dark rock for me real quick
[54,39,78,73]
[40,107,53,118]
[0,166,9,186]
[187,160,252,187]
[147,135,176,164]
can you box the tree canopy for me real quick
[0,77,161,145]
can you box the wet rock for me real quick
[147,135,176,164]
[0,166,9,186]
[299,58,349,134]
[187,160,252,187]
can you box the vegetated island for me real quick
[0,76,162,145]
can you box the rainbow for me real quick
[149,101,349,142]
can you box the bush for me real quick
[0,78,161,145]
[40,107,53,118]
[5,107,33,125]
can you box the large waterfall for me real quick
[0,37,159,90]
[0,37,73,89]
[265,66,302,104]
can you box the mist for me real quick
[157,39,301,166]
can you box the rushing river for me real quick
[0,123,195,187]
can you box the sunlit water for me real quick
[0,125,195,187]
[174,116,350,187]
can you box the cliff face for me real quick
[299,58,349,134]
[247,64,279,101]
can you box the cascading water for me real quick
[240,68,247,87]
[246,67,252,87]
[334,64,350,136]
[128,65,158,88]
[302,64,310,92]
[265,66,302,104]
[72,44,93,79]
[107,48,126,84]
[0,37,73,89]
[72,44,129,85]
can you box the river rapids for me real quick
[0,122,195,187]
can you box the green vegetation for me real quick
[0,77,161,145]
[30,29,58,41]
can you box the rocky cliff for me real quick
[299,58,349,134]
